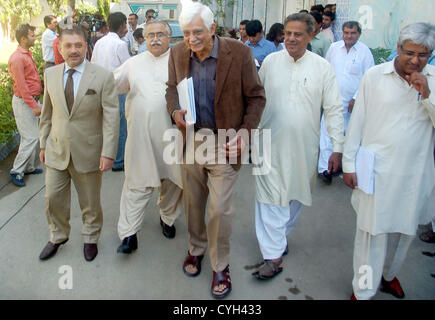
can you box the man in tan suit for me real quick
[38,27,119,262]
[166,1,265,299]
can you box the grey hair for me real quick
[178,0,214,30]
[284,13,315,35]
[342,21,362,33]
[398,22,435,52]
[143,19,172,37]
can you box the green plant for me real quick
[97,0,110,19]
[75,0,98,17]
[200,0,235,31]
[30,38,45,83]
[46,0,68,17]
[370,47,392,65]
[0,65,16,145]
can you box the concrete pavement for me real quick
[0,149,434,300]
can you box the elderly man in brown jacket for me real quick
[166,1,265,299]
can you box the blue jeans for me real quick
[114,94,127,169]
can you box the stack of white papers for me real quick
[177,77,196,125]
[355,146,375,195]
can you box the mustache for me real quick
[189,40,201,46]
[151,40,162,46]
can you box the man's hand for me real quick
[328,152,342,174]
[406,72,431,99]
[348,99,355,113]
[225,135,247,159]
[40,149,46,165]
[343,172,358,189]
[99,156,114,172]
[33,106,42,117]
[173,109,187,131]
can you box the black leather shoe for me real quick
[111,166,124,172]
[84,243,98,261]
[117,233,138,254]
[39,239,68,260]
[319,170,333,185]
[160,218,176,239]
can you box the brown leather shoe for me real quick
[39,239,68,260]
[84,243,98,261]
[350,292,357,300]
[380,277,405,299]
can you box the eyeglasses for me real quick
[400,46,431,59]
[146,32,167,39]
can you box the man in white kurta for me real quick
[113,21,183,253]
[343,23,435,300]
[318,22,374,183]
[252,13,344,279]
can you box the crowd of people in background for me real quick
[6,0,435,301]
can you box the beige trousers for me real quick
[11,96,40,175]
[352,228,414,300]
[182,131,239,272]
[117,179,183,240]
[45,159,103,244]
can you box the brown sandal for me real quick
[252,258,283,280]
[182,251,204,277]
[211,265,232,299]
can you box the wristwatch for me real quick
[171,109,179,120]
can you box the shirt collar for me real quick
[247,37,266,48]
[64,59,87,75]
[17,45,31,55]
[108,32,121,39]
[339,40,361,52]
[190,36,219,60]
[45,28,57,35]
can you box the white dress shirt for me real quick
[326,40,375,105]
[42,28,57,63]
[63,59,87,98]
[91,32,130,72]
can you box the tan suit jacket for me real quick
[40,61,119,173]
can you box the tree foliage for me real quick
[97,0,110,19]
[46,0,68,17]
[0,0,42,40]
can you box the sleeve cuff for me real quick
[342,161,356,173]
[333,143,343,153]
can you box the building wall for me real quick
[343,0,434,50]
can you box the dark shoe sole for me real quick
[252,268,283,280]
[160,219,175,239]
[380,286,405,299]
[117,245,137,254]
[211,286,232,299]
[39,239,68,260]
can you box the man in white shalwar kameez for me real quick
[113,21,183,254]
[318,21,374,184]
[343,23,435,300]
[252,13,344,279]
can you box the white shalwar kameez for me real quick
[254,50,344,259]
[114,50,183,240]
[318,40,375,173]
[343,60,435,299]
